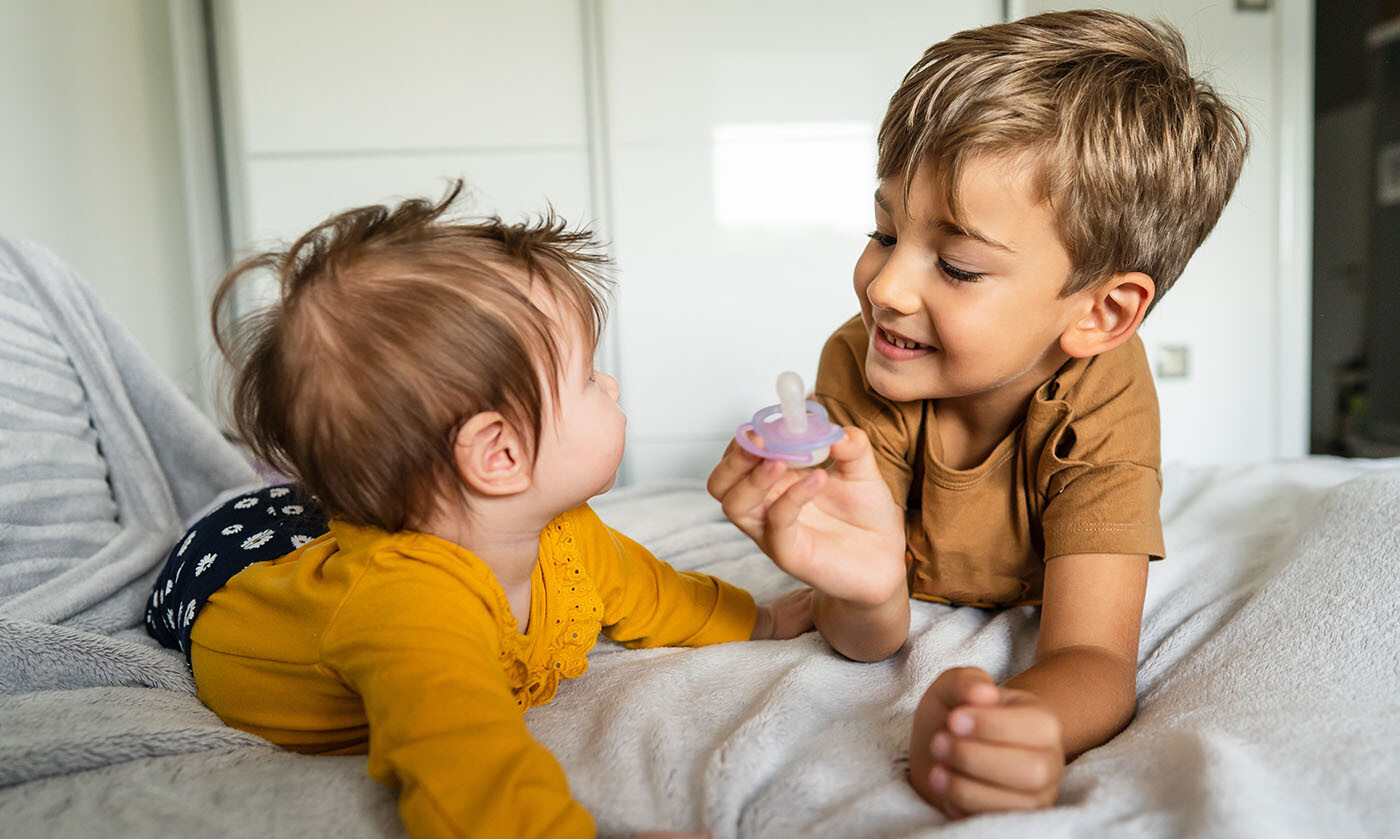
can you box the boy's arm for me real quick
[909,551,1147,815]
[1004,550,1147,754]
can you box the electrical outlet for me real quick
[1156,345,1190,379]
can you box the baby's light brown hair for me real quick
[211,181,611,532]
[879,9,1249,308]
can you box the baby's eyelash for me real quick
[937,259,983,283]
[867,230,896,248]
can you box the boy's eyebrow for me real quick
[934,220,1014,254]
[874,189,1014,254]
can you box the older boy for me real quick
[708,10,1247,818]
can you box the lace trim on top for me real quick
[502,511,604,710]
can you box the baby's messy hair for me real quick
[211,180,612,531]
[879,9,1249,308]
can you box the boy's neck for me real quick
[935,348,1070,470]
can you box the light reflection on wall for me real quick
[711,121,876,230]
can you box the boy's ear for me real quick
[1060,272,1155,359]
[453,412,532,497]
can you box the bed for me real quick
[2,236,1397,839]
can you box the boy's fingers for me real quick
[722,459,789,526]
[765,468,828,532]
[945,704,1063,751]
[706,439,762,500]
[933,732,1060,794]
[928,667,997,710]
[826,426,883,481]
[927,763,1049,815]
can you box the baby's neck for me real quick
[415,496,557,593]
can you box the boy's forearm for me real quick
[1002,645,1138,758]
[813,587,909,662]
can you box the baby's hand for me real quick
[751,587,816,640]
[909,667,1064,818]
[707,427,905,607]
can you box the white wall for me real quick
[0,0,204,398]
[214,0,1003,483]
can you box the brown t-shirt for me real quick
[814,316,1164,608]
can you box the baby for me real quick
[709,10,1248,818]
[145,182,811,839]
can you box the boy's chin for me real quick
[865,364,939,404]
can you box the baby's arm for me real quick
[707,428,909,661]
[909,551,1148,816]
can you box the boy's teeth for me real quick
[883,329,922,350]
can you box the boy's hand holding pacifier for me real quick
[909,667,1064,818]
[708,373,905,608]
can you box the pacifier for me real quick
[734,371,844,466]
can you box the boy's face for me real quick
[530,289,626,508]
[855,154,1089,406]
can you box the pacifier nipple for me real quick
[733,371,844,466]
[777,371,808,435]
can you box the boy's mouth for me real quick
[874,326,935,360]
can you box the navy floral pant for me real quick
[144,483,328,661]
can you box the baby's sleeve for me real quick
[573,507,757,648]
[325,564,594,839]
[813,317,918,507]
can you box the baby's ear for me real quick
[453,412,532,496]
[1059,272,1154,359]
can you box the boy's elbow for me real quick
[829,634,905,663]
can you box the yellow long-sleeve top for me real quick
[189,503,757,839]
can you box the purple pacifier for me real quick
[734,371,844,466]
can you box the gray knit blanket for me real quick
[2,236,1398,839]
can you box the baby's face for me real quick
[854,153,1090,408]
[530,293,626,509]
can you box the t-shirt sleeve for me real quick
[325,563,594,839]
[812,317,917,509]
[571,506,757,648]
[1034,338,1165,562]
[1039,462,1164,561]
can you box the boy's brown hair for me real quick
[211,181,611,532]
[878,9,1249,307]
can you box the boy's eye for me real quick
[866,230,897,248]
[937,258,983,283]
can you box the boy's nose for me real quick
[865,263,921,315]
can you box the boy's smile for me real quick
[854,153,1090,427]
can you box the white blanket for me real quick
[2,235,1397,838]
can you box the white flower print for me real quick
[241,529,275,550]
[221,523,243,536]
[268,487,290,498]
[177,530,197,556]
[195,553,216,576]
[266,506,277,516]
[165,607,175,629]
[183,600,196,627]
[234,497,258,509]
[290,534,313,549]
[164,580,173,595]
[282,505,303,516]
